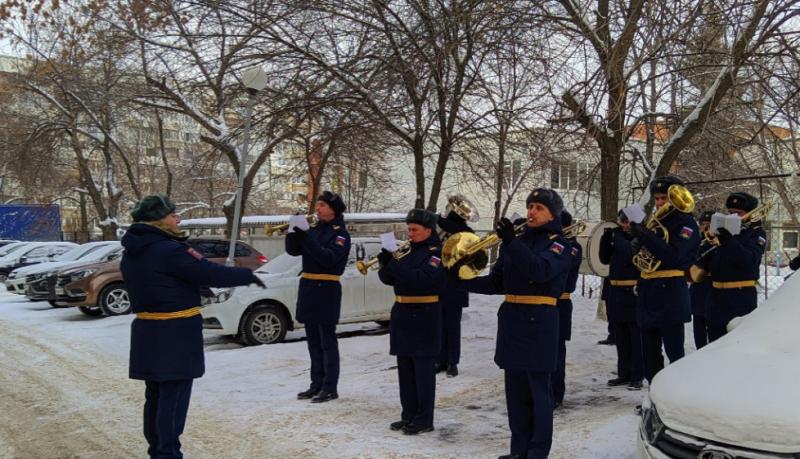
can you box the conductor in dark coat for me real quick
[378,209,445,436]
[121,195,262,459]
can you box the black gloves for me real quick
[292,227,307,239]
[377,248,393,266]
[716,227,732,245]
[790,255,800,271]
[250,275,266,289]
[629,222,645,238]
[446,265,462,285]
[630,238,642,254]
[496,217,515,245]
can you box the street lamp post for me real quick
[226,66,267,267]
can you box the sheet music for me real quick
[622,204,646,224]
[380,232,398,252]
[288,215,310,233]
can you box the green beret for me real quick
[131,194,177,222]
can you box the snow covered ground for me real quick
[0,285,657,458]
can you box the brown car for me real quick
[53,239,266,317]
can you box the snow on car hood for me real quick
[651,273,800,453]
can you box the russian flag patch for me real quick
[429,256,441,267]
[187,247,204,260]
[550,242,564,255]
[679,227,693,239]
[758,236,766,246]
[335,236,346,246]
[570,246,579,256]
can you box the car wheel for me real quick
[99,283,131,316]
[0,271,8,282]
[240,304,288,346]
[78,306,103,317]
[375,320,390,327]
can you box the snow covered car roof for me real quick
[650,273,800,453]
[178,213,407,229]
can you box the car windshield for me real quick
[0,242,28,257]
[256,253,299,274]
[55,244,103,262]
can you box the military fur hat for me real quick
[317,190,346,215]
[726,192,758,213]
[650,176,685,195]
[406,208,438,230]
[698,210,715,223]
[130,194,176,222]
[526,188,564,218]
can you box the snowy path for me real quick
[0,287,646,458]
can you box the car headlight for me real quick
[642,403,665,445]
[70,269,97,281]
[201,288,234,306]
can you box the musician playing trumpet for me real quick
[453,188,572,459]
[628,176,699,385]
[287,191,351,403]
[378,209,445,436]
[700,192,767,342]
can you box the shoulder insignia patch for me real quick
[758,236,766,246]
[335,235,346,246]
[679,226,694,239]
[550,241,565,255]
[187,247,204,260]
[429,256,441,267]
[570,246,579,257]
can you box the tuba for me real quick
[264,215,317,237]
[632,184,695,273]
[443,194,480,223]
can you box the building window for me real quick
[503,160,522,188]
[550,161,596,191]
[783,231,798,249]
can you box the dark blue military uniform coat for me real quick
[558,238,582,341]
[465,220,572,372]
[285,215,351,326]
[378,233,445,357]
[636,212,700,329]
[599,228,640,323]
[121,223,256,381]
[705,225,766,327]
[689,239,714,317]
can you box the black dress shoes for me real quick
[390,420,411,431]
[297,388,320,400]
[597,337,616,345]
[627,380,644,390]
[446,364,458,377]
[310,390,338,403]
[435,363,448,374]
[498,454,524,459]
[606,377,630,387]
[402,423,434,435]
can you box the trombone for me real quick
[563,221,586,239]
[356,241,412,275]
[264,215,317,237]
[442,219,529,280]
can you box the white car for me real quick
[0,241,78,281]
[638,273,800,458]
[201,238,396,345]
[5,241,121,294]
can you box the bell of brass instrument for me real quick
[632,184,696,274]
[356,240,412,275]
[443,194,480,223]
[264,215,317,237]
[442,219,529,280]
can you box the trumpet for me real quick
[563,221,587,239]
[264,215,317,236]
[356,241,412,275]
[442,219,529,280]
[687,202,771,283]
[632,184,695,273]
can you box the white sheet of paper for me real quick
[725,214,742,235]
[622,204,646,224]
[288,215,309,233]
[709,212,727,235]
[380,232,398,252]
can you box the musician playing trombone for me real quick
[287,191,351,403]
[378,208,445,436]
[699,192,767,342]
[628,176,699,385]
[453,188,572,459]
